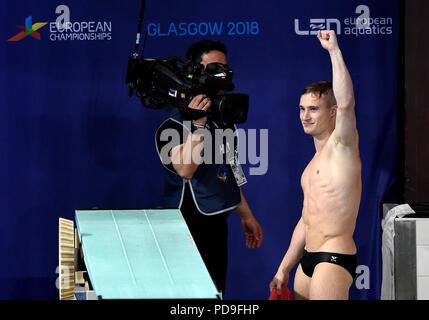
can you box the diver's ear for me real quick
[330,105,337,117]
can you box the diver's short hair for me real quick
[302,81,337,108]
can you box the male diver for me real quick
[270,30,361,300]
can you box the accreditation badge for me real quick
[228,154,247,187]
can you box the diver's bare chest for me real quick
[301,153,333,192]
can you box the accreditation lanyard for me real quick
[212,121,247,187]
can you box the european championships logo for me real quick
[7,6,112,42]
[7,16,48,41]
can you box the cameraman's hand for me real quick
[189,94,211,126]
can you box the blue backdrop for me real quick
[0,0,399,300]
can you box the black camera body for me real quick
[126,55,249,124]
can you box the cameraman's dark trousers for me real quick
[180,182,230,295]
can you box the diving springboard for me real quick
[75,209,219,299]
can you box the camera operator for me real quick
[155,40,263,295]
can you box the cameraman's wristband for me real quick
[191,122,206,134]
